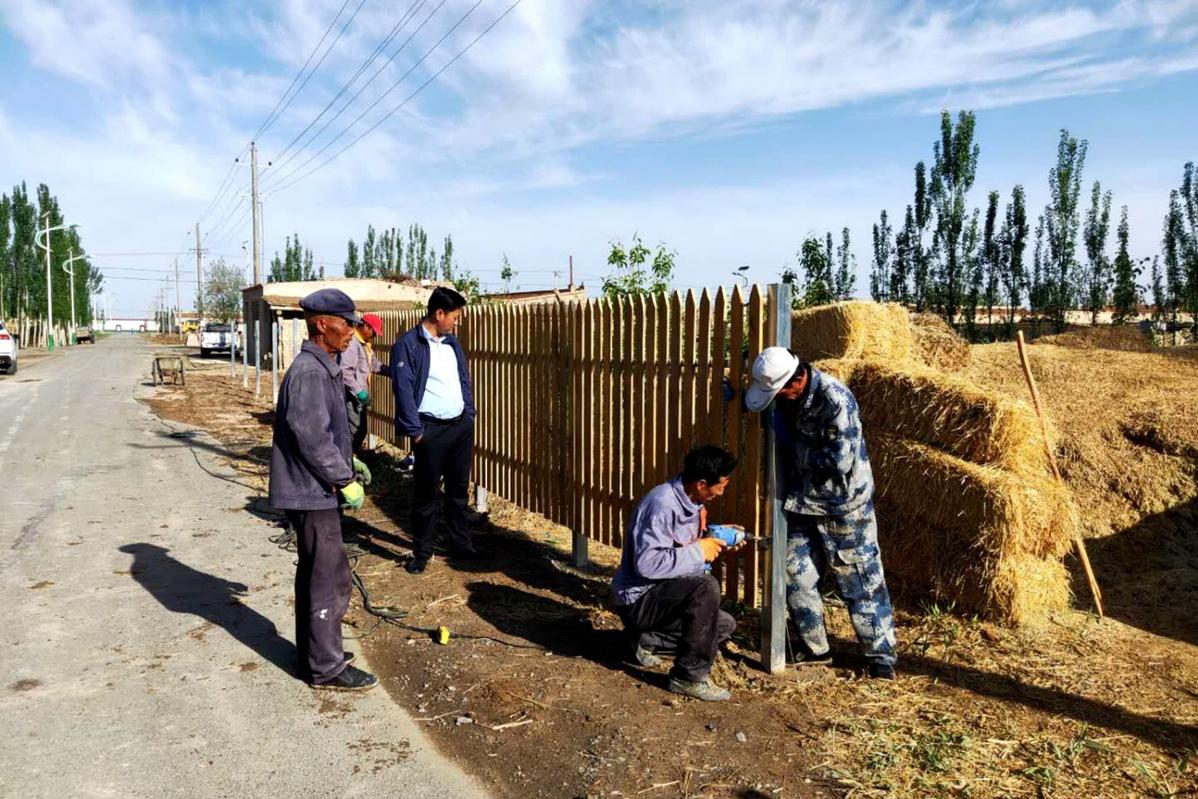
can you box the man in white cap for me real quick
[744,347,897,679]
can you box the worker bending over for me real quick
[612,446,741,702]
[745,347,897,680]
[269,288,375,692]
[339,312,391,455]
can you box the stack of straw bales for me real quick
[795,302,1078,624]
[791,301,913,362]
[910,313,971,371]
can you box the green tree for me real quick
[0,193,10,319]
[269,234,317,282]
[500,254,516,293]
[1030,213,1047,334]
[1168,162,1198,336]
[834,227,856,300]
[910,162,933,311]
[1162,190,1184,330]
[344,239,360,277]
[870,210,893,302]
[202,258,243,323]
[982,190,1000,337]
[794,235,834,307]
[1000,185,1029,336]
[1150,256,1164,322]
[602,234,675,298]
[929,110,980,325]
[1110,206,1140,325]
[1043,129,1088,332]
[1082,180,1113,325]
[961,209,982,340]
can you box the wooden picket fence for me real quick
[366,286,779,604]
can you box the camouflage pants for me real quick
[785,502,897,666]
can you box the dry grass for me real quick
[868,435,1074,624]
[845,359,1053,478]
[910,313,971,371]
[792,301,913,362]
[1038,324,1153,352]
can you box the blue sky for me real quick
[1,0,1196,316]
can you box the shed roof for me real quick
[242,277,438,311]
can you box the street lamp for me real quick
[35,214,79,351]
[63,248,87,344]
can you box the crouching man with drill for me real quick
[269,288,375,692]
[611,446,741,702]
[744,347,897,679]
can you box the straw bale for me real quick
[848,360,1053,477]
[868,435,1075,560]
[791,301,913,362]
[941,554,1072,626]
[910,312,971,371]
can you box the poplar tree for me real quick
[911,162,933,311]
[1110,206,1140,324]
[1043,129,1088,331]
[1082,180,1113,325]
[870,210,893,302]
[344,239,360,277]
[1001,186,1029,336]
[834,228,856,300]
[929,111,980,325]
[982,190,1000,337]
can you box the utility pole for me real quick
[251,142,262,286]
[64,248,87,342]
[195,222,204,322]
[174,257,181,329]
[41,213,53,350]
[568,255,574,289]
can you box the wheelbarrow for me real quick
[152,354,186,386]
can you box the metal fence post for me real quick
[241,319,248,388]
[271,316,279,405]
[761,282,791,674]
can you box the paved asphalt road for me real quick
[0,336,489,798]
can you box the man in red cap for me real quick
[339,311,390,454]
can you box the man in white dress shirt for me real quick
[390,287,481,574]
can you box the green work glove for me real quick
[355,388,369,403]
[339,481,365,509]
[352,456,372,486]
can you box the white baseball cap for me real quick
[744,347,801,412]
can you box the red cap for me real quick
[360,313,383,336]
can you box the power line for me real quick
[265,0,500,193]
[251,0,357,143]
[270,0,430,168]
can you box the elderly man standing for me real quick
[340,312,390,455]
[391,287,479,574]
[745,347,897,680]
[269,288,376,692]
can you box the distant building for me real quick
[241,277,438,370]
[99,317,160,333]
[481,285,588,305]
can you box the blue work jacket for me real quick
[268,341,354,510]
[773,366,875,517]
[390,323,476,440]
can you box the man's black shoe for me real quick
[869,662,897,680]
[405,557,429,574]
[310,665,378,692]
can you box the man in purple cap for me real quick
[269,287,377,691]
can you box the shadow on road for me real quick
[117,543,296,676]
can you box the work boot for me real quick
[310,665,378,692]
[868,662,896,680]
[791,647,833,667]
[405,557,429,574]
[668,677,731,702]
[632,644,662,668]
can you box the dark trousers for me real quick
[287,508,350,684]
[411,414,474,561]
[346,397,368,454]
[617,575,736,682]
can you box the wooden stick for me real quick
[1015,332,1104,617]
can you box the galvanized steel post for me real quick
[761,282,791,674]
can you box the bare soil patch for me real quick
[144,370,1198,798]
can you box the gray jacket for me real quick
[611,477,707,606]
[269,341,354,510]
[774,366,875,517]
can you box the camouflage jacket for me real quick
[773,366,874,517]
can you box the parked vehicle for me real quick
[199,322,234,358]
[75,326,95,344]
[0,321,18,375]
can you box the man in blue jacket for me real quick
[269,288,375,691]
[611,446,740,702]
[745,346,897,680]
[391,286,479,574]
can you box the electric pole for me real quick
[251,142,262,286]
[195,222,204,322]
[174,257,180,327]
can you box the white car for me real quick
[0,321,18,375]
[199,322,235,358]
